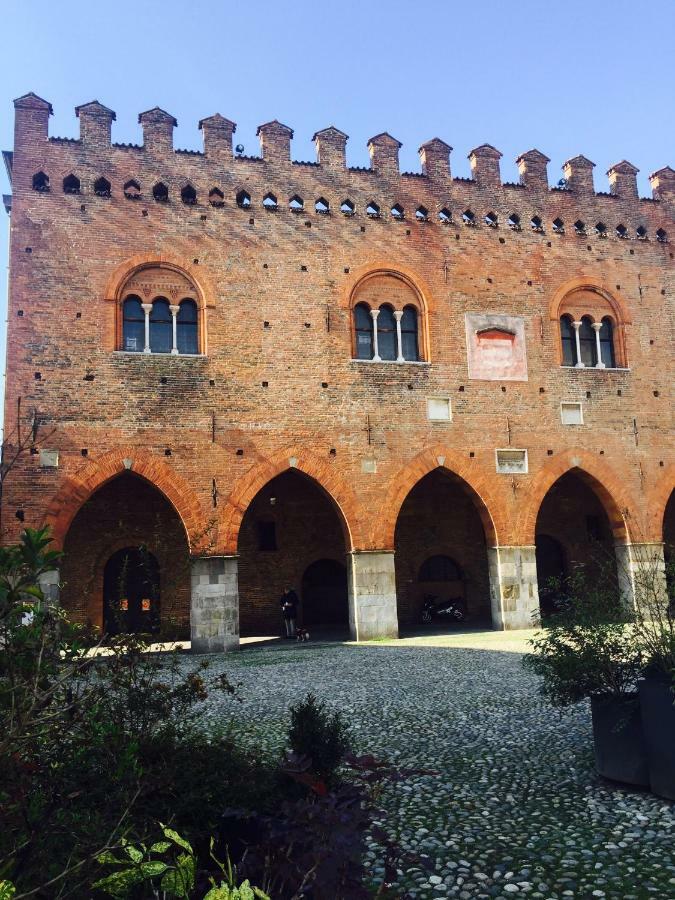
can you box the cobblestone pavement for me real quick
[191,631,675,899]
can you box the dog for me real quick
[295,627,310,642]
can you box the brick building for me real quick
[2,92,673,651]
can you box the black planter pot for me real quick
[590,693,649,787]
[638,676,675,800]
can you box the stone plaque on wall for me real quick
[465,313,528,381]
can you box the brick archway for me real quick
[374,447,505,550]
[222,448,360,553]
[44,448,210,553]
[518,451,635,545]
[645,465,675,542]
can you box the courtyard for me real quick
[192,630,675,899]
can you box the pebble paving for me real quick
[188,631,675,899]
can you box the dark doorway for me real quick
[103,546,160,635]
[301,559,348,627]
[535,534,567,617]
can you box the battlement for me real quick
[6,93,675,230]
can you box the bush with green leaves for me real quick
[287,692,351,785]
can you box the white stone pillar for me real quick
[170,304,180,355]
[347,551,399,641]
[394,309,405,362]
[190,556,239,653]
[487,546,539,630]
[141,302,152,354]
[614,542,668,614]
[592,322,605,368]
[370,309,381,361]
[37,569,60,608]
[572,320,584,367]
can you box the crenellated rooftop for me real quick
[6,93,675,230]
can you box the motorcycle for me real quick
[420,593,465,625]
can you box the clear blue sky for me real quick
[1,0,674,431]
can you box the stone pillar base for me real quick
[37,569,60,607]
[488,546,539,630]
[348,551,399,641]
[614,542,668,613]
[190,556,239,653]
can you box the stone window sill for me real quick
[351,358,431,367]
[114,351,206,359]
[560,365,630,373]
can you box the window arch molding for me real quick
[105,257,211,355]
[548,278,630,369]
[346,266,431,363]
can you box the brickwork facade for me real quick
[2,93,674,645]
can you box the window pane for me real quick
[354,303,373,359]
[579,318,596,366]
[150,299,172,354]
[401,306,419,361]
[560,317,576,366]
[377,306,396,361]
[177,300,198,353]
[123,297,145,352]
[599,318,615,367]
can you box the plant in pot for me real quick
[631,550,675,800]
[523,563,648,787]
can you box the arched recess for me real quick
[646,465,675,543]
[44,448,211,553]
[222,448,360,553]
[374,447,504,551]
[548,277,631,368]
[345,263,433,363]
[519,451,635,547]
[102,255,215,353]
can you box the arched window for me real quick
[122,296,145,352]
[401,306,419,361]
[599,317,615,368]
[560,315,576,367]
[124,180,141,199]
[153,182,169,202]
[354,303,373,360]
[209,188,224,207]
[579,316,596,367]
[149,298,172,354]
[177,299,198,354]
[419,555,462,582]
[94,177,111,197]
[63,174,80,194]
[377,305,397,361]
[236,190,251,209]
[32,171,49,192]
[181,184,197,205]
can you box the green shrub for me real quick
[287,692,351,784]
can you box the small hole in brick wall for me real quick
[329,448,336,456]
[487,277,493,284]
[76,312,82,318]
[164,449,172,456]
[617,389,622,396]
[616,285,621,291]
[249,218,255,225]
[586,391,591,399]
[661,289,666,296]
[407,384,414,390]
[455,234,460,240]
[527,280,532,286]
[236,449,244,456]
[304,322,311,328]
[406,229,411,236]
[654,390,659,397]
[83,373,95,381]
[459,385,465,392]
[305,221,311,228]
[200,214,207,221]
[209,379,215,386]
[321,382,328,388]
[25,247,32,254]
[17,310,23,317]
[262,381,268,387]
[499,237,505,244]
[30,447,38,455]
[360,226,366,233]
[650,339,654,345]
[630,249,634,255]
[587,245,592,251]
[501,386,506,392]
[142,210,148,217]
[469,451,475,458]
[263,263,268,269]
[344,267,350,274]
[670,253,674,260]
[15,510,24,522]
[660,460,665,467]
[547,449,553,456]
[263,321,270,328]
[193,258,199,265]
[81,449,88,457]
[160,376,167,385]
[34,372,41,380]
[546,241,551,248]
[81,204,86,212]
[300,265,307,272]
[539,387,545,393]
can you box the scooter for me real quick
[420,593,465,625]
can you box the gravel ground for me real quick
[187,631,675,899]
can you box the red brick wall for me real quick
[2,97,674,630]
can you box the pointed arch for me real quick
[222,449,360,553]
[374,447,505,549]
[519,450,636,545]
[44,448,211,553]
[645,464,675,542]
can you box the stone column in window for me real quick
[141,303,153,354]
[591,322,605,368]
[393,309,405,362]
[572,320,584,367]
[370,308,381,361]
[169,304,180,355]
